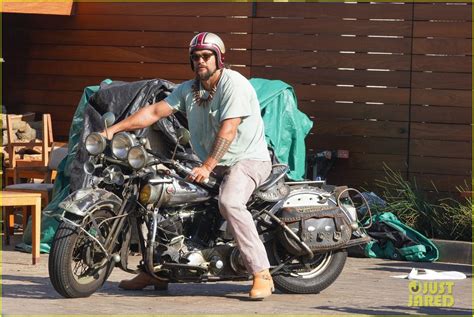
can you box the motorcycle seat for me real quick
[257,164,289,192]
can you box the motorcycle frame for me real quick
[55,162,370,283]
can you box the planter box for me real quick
[433,239,472,265]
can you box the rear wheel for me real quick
[49,207,117,298]
[269,241,347,294]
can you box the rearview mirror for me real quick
[102,112,116,128]
[176,128,191,145]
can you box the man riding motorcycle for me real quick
[103,32,274,300]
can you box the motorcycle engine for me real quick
[154,209,248,277]
[155,213,183,243]
[155,207,212,263]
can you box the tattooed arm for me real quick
[190,117,241,183]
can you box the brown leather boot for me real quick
[118,272,168,291]
[249,269,274,300]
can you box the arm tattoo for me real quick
[209,136,232,163]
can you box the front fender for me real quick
[59,188,122,217]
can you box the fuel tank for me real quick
[162,178,211,206]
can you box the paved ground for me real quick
[1,235,472,315]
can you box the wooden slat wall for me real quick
[251,1,471,193]
[409,2,472,193]
[253,2,413,190]
[3,2,253,139]
[3,2,471,194]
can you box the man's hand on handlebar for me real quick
[100,130,113,140]
[187,165,211,183]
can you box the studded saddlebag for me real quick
[277,206,352,255]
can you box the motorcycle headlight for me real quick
[139,184,157,204]
[85,132,106,156]
[112,132,137,160]
[128,146,148,170]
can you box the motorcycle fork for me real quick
[75,185,136,264]
[102,187,137,254]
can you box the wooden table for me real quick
[1,191,42,264]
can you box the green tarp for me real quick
[19,83,103,253]
[19,78,312,252]
[364,212,439,262]
[250,78,313,180]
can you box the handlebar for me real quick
[103,156,132,169]
[171,160,218,188]
[144,148,218,188]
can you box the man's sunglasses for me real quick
[191,52,214,62]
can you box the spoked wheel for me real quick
[269,241,347,294]
[49,207,117,298]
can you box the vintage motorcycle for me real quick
[48,114,371,298]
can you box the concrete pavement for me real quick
[1,236,472,315]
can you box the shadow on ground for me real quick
[1,274,251,299]
[359,261,472,276]
[314,304,473,315]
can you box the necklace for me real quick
[192,70,222,107]
[192,81,217,107]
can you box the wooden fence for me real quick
[3,2,472,194]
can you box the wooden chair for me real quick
[4,113,54,185]
[12,140,68,184]
[5,143,69,206]
[4,143,68,234]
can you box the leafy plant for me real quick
[372,164,472,241]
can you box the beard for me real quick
[196,67,217,81]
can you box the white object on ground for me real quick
[391,268,467,280]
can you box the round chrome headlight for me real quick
[85,132,106,156]
[112,132,136,160]
[128,146,148,170]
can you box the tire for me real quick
[49,208,117,298]
[268,241,347,294]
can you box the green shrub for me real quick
[372,164,472,242]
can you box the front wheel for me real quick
[48,208,117,298]
[269,241,347,294]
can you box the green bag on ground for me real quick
[364,212,439,262]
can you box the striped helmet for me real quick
[189,32,226,69]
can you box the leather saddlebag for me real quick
[277,206,352,255]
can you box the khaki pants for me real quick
[216,159,272,274]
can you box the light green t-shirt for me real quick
[165,69,270,166]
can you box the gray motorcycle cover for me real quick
[69,78,197,192]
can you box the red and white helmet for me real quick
[189,32,226,69]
